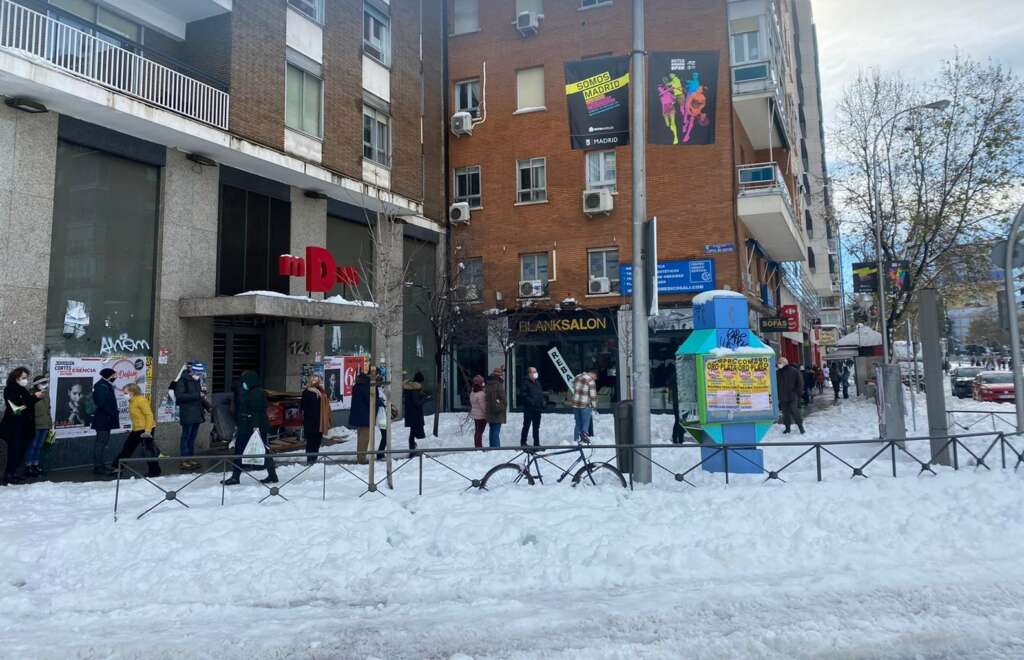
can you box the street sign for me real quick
[620,258,715,295]
[547,347,575,391]
[990,239,1024,270]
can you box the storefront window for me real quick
[403,237,438,391]
[326,215,373,300]
[217,185,290,296]
[45,140,159,357]
[324,322,373,357]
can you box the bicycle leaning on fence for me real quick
[477,432,627,490]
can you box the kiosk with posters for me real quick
[675,290,778,473]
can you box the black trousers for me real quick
[305,431,323,465]
[780,399,803,430]
[3,433,27,477]
[115,431,161,476]
[521,410,541,446]
[231,432,278,479]
[832,381,841,399]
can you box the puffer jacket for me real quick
[484,375,507,424]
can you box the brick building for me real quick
[446,0,835,413]
[0,0,446,468]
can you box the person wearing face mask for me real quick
[173,362,210,471]
[519,366,545,447]
[91,368,121,475]
[1,367,40,485]
[24,374,53,478]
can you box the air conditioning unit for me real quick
[451,111,473,136]
[519,279,546,298]
[516,11,539,35]
[449,202,471,224]
[583,189,613,216]
[589,277,611,295]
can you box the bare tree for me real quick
[968,312,1008,349]
[832,54,1024,342]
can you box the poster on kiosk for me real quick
[49,356,153,438]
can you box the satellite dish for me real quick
[990,239,1024,270]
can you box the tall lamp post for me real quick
[871,99,950,363]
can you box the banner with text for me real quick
[50,356,153,438]
[564,56,631,150]
[648,51,719,146]
[703,356,772,416]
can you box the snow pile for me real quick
[2,389,1024,658]
[235,290,377,307]
[692,288,745,304]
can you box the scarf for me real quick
[310,385,331,434]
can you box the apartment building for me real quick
[0,0,445,467]
[793,0,845,338]
[446,0,825,412]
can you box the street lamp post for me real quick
[870,99,951,363]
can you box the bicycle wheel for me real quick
[572,462,627,488]
[479,463,533,489]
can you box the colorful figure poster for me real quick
[647,51,719,145]
[564,56,631,149]
[703,356,772,415]
[49,356,153,438]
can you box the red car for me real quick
[972,371,1015,402]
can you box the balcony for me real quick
[0,0,229,128]
[737,162,804,262]
[729,6,791,150]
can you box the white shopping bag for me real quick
[242,429,265,467]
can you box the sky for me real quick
[813,0,1024,128]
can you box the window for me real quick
[363,4,390,65]
[288,0,323,23]
[729,17,762,64]
[521,253,549,283]
[807,247,816,272]
[286,61,323,138]
[516,67,545,112]
[461,257,483,300]
[580,0,613,7]
[585,150,616,191]
[455,166,482,208]
[363,106,390,166]
[588,248,620,293]
[452,0,479,34]
[517,157,547,203]
[49,0,141,45]
[455,78,481,118]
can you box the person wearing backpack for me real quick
[91,368,120,475]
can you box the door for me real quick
[213,326,265,394]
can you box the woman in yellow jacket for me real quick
[113,383,161,478]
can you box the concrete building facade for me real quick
[0,0,446,468]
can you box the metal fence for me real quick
[0,0,229,128]
[947,409,1018,433]
[113,429,1023,521]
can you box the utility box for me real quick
[613,400,634,474]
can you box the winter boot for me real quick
[220,476,240,486]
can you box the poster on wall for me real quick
[702,356,772,416]
[647,51,719,146]
[322,355,368,411]
[49,356,153,438]
[564,56,631,149]
[300,362,326,390]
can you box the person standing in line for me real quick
[24,374,52,478]
[484,367,507,448]
[403,372,427,457]
[840,361,851,399]
[91,368,121,475]
[571,370,598,443]
[173,363,208,471]
[1,368,41,484]
[469,375,487,448]
[113,383,161,478]
[801,365,815,405]
[349,371,377,464]
[222,370,278,485]
[829,363,843,401]
[814,365,825,394]
[519,366,545,447]
[301,375,330,466]
[776,357,805,434]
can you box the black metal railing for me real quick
[112,429,1022,521]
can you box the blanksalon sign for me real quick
[279,247,361,293]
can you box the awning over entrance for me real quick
[179,293,376,325]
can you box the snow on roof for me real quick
[235,291,377,308]
[692,289,746,305]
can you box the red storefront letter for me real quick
[278,254,305,278]
[336,266,361,287]
[305,246,337,293]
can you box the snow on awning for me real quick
[836,323,883,347]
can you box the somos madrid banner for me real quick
[648,51,719,145]
[564,56,630,150]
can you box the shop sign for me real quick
[780,304,799,332]
[279,246,361,294]
[547,347,576,391]
[620,258,715,295]
[759,317,789,332]
[517,312,610,335]
[819,327,841,346]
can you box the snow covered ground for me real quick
[3,388,1024,659]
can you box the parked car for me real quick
[950,366,983,398]
[972,371,1015,403]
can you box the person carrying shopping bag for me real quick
[221,371,278,485]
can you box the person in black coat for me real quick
[776,357,805,434]
[403,372,426,457]
[1,367,41,485]
[91,368,121,474]
[519,366,545,447]
[221,371,277,485]
[349,372,374,464]
[173,364,208,468]
[829,363,843,401]
[301,375,328,465]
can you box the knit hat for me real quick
[32,374,48,387]
[99,368,116,379]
